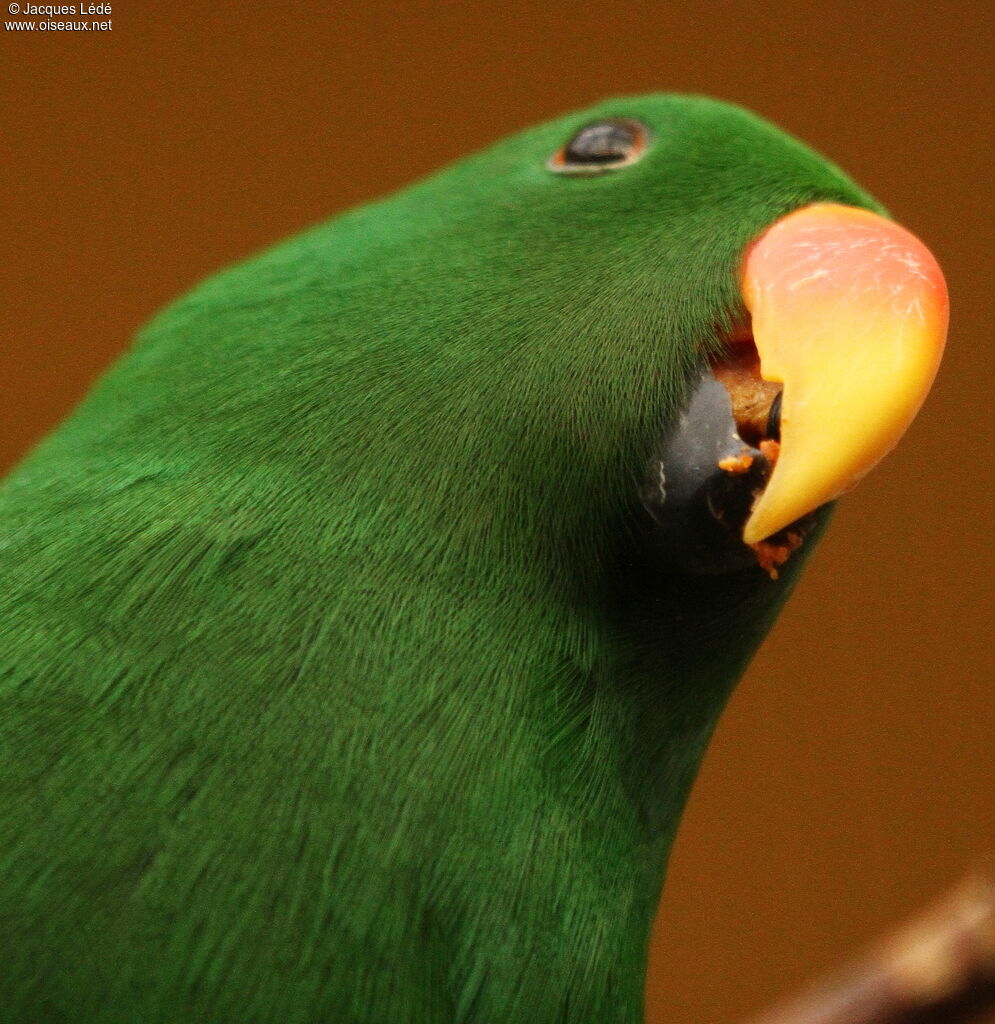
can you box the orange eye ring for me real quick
[547,118,649,175]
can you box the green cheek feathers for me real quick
[0,95,934,1024]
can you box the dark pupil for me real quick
[564,121,636,164]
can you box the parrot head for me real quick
[256,93,945,715]
[0,95,948,1024]
[405,94,947,580]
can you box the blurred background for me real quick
[2,2,992,1020]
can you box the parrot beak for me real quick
[738,203,948,545]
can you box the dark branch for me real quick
[740,868,995,1024]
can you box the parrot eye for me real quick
[548,118,648,175]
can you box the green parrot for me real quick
[0,95,946,1023]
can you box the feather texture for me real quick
[0,95,874,1022]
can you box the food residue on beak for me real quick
[717,453,754,474]
[711,333,801,579]
[750,529,804,578]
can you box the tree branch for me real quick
[740,868,995,1024]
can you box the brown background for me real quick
[2,3,993,1021]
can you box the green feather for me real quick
[0,95,876,1023]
